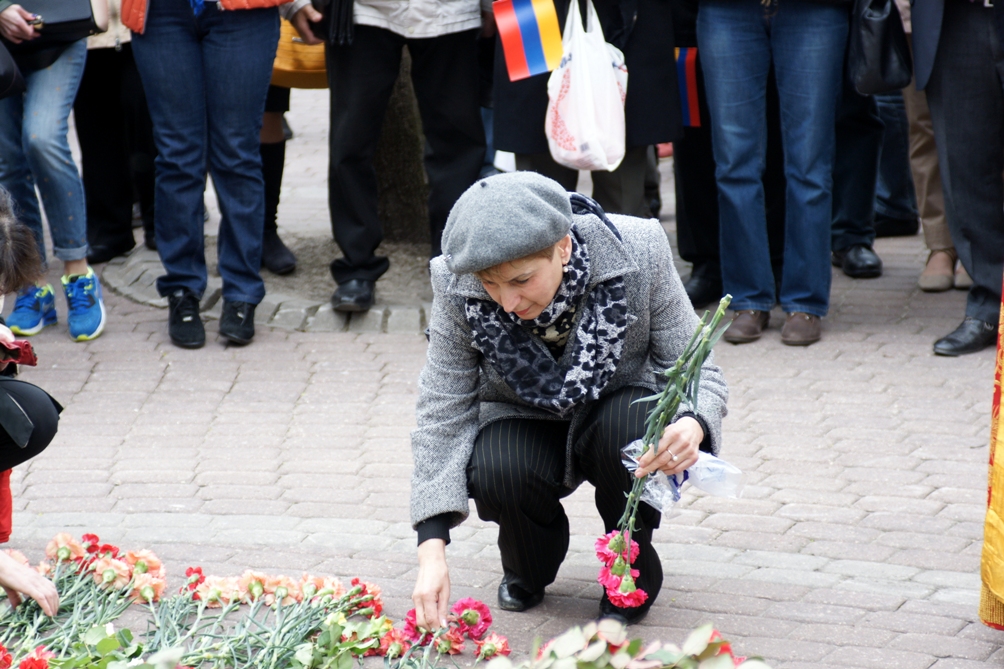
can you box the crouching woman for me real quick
[410,172,727,628]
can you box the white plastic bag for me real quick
[544,0,628,172]
[622,441,746,513]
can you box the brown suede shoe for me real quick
[723,310,770,344]
[781,312,821,346]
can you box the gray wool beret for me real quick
[441,172,573,274]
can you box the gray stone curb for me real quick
[101,247,427,335]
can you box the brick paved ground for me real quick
[4,90,1000,667]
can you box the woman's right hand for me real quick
[0,550,58,616]
[290,4,323,45]
[412,539,450,631]
[0,5,39,44]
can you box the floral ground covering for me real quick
[0,534,764,669]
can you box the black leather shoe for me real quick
[87,240,135,264]
[261,229,297,275]
[219,300,256,346]
[332,279,375,312]
[684,272,723,309]
[167,289,205,349]
[934,317,997,357]
[832,244,882,278]
[497,575,544,612]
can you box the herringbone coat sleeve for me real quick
[410,260,482,529]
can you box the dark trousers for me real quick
[325,26,485,284]
[515,146,652,218]
[466,386,662,595]
[926,0,1004,324]
[831,73,882,252]
[0,378,60,471]
[674,59,787,287]
[73,44,157,252]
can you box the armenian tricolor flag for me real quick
[494,0,563,82]
[675,47,701,128]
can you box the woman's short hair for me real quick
[475,242,558,282]
[0,188,43,295]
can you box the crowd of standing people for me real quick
[0,0,1000,356]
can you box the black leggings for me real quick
[0,378,60,471]
[466,386,662,594]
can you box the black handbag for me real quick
[309,0,354,45]
[13,0,108,46]
[0,41,25,101]
[846,0,912,96]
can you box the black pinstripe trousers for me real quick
[466,386,662,595]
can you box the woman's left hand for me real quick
[0,324,13,373]
[635,417,703,478]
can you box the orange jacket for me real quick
[122,0,289,33]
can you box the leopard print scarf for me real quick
[465,219,629,418]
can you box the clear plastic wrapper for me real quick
[621,440,745,513]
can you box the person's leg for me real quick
[926,0,1004,353]
[120,43,158,252]
[20,41,90,270]
[21,40,106,341]
[514,153,578,191]
[697,1,775,316]
[202,4,278,309]
[590,146,652,218]
[325,26,403,286]
[0,378,60,471]
[830,74,882,268]
[770,0,848,318]
[873,91,919,233]
[467,418,571,597]
[260,85,296,275]
[764,66,787,293]
[575,386,662,617]
[408,29,486,257]
[132,0,210,300]
[902,35,956,290]
[74,47,136,263]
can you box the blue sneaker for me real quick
[7,284,57,336]
[62,268,106,341]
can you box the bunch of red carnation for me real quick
[594,530,648,608]
[401,597,510,660]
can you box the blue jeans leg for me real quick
[698,2,775,314]
[132,0,276,303]
[771,2,847,316]
[0,40,88,265]
[874,91,918,221]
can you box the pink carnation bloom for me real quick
[403,609,433,645]
[451,597,492,639]
[90,557,132,590]
[605,575,649,608]
[238,570,269,603]
[475,632,511,659]
[124,550,165,579]
[264,575,301,606]
[131,573,167,603]
[44,533,85,563]
[435,628,465,655]
[594,531,640,566]
[3,549,28,566]
[195,576,234,608]
[379,629,411,659]
[598,565,640,590]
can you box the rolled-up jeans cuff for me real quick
[52,245,90,262]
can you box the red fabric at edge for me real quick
[0,469,11,543]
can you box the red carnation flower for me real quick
[450,597,492,639]
[379,629,411,659]
[434,628,465,655]
[594,531,639,566]
[475,632,511,659]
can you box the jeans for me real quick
[698,0,848,317]
[0,40,88,265]
[132,0,279,304]
[873,92,918,222]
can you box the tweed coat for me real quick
[410,210,728,531]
